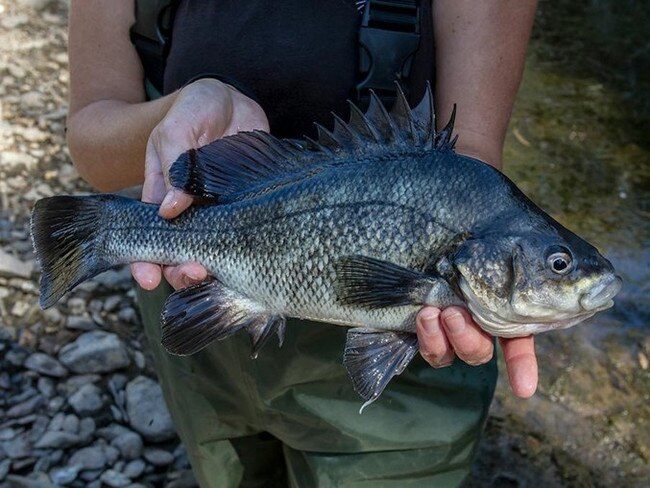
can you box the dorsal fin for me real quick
[169,84,458,201]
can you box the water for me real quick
[468,2,650,485]
[504,0,650,336]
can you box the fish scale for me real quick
[30,85,621,409]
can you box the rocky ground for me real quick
[0,1,648,488]
[0,1,197,486]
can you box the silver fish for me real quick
[30,86,622,409]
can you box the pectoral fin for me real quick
[335,255,457,309]
[160,279,284,357]
[344,327,419,413]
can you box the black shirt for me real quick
[164,0,433,139]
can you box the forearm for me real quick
[67,94,177,191]
[433,0,538,168]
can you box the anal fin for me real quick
[160,279,283,357]
[344,327,419,413]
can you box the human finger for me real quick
[416,307,455,367]
[130,262,162,290]
[441,306,494,365]
[499,335,537,398]
[162,262,208,290]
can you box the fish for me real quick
[30,85,622,410]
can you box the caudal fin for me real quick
[30,195,116,308]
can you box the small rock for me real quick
[48,412,65,431]
[122,459,146,479]
[81,469,103,482]
[103,295,123,312]
[1,14,29,28]
[143,448,174,467]
[101,469,132,488]
[65,315,97,331]
[58,331,131,373]
[61,374,101,394]
[0,427,18,441]
[6,394,44,418]
[47,396,65,413]
[68,445,107,471]
[34,431,80,449]
[78,417,96,441]
[96,423,133,442]
[125,376,175,442]
[5,348,27,366]
[33,456,51,473]
[111,431,143,460]
[41,307,63,325]
[134,351,146,369]
[1,435,31,459]
[24,353,68,377]
[37,377,56,398]
[20,91,45,108]
[61,414,80,434]
[0,249,33,278]
[66,297,87,315]
[0,458,11,481]
[4,473,58,488]
[49,464,82,486]
[68,383,103,416]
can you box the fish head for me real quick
[452,232,622,337]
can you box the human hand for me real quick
[416,306,538,398]
[131,78,269,290]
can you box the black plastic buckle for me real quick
[356,0,421,108]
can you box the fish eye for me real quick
[546,246,573,275]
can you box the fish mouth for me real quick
[579,274,622,311]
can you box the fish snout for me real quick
[579,275,622,311]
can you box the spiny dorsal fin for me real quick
[170,83,458,201]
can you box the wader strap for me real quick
[356,0,421,109]
[130,0,175,100]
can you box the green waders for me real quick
[138,282,496,488]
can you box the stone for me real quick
[6,394,44,418]
[37,377,56,398]
[78,417,96,441]
[100,469,132,488]
[48,412,65,431]
[0,249,33,278]
[47,396,65,413]
[61,414,80,434]
[81,470,103,482]
[49,464,82,486]
[143,448,174,467]
[0,459,10,481]
[68,445,108,471]
[65,315,97,331]
[24,353,67,377]
[122,459,146,479]
[4,473,58,488]
[61,374,101,394]
[58,331,131,373]
[111,431,143,460]
[1,435,31,459]
[103,295,122,312]
[125,376,176,442]
[34,431,80,449]
[96,423,133,441]
[68,383,103,416]
[33,455,51,473]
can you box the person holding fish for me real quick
[50,0,615,486]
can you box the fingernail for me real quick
[443,311,465,335]
[161,190,177,210]
[433,359,455,369]
[419,308,440,335]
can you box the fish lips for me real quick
[579,274,622,311]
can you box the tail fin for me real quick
[31,195,116,308]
